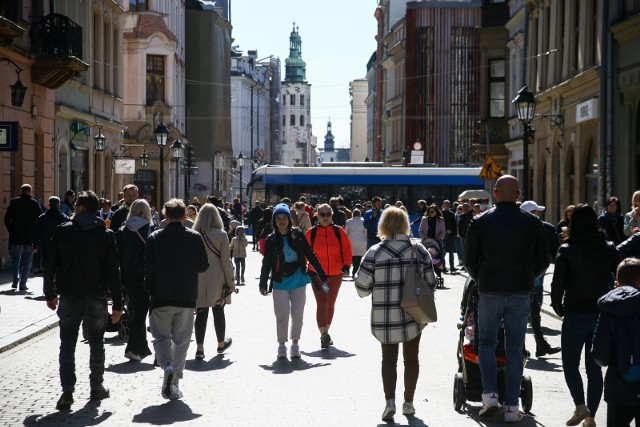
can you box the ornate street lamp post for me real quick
[511,86,536,200]
[171,139,183,200]
[153,122,170,208]
[236,152,245,222]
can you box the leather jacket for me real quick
[551,232,620,315]
[44,213,122,310]
[464,202,550,293]
[259,227,327,291]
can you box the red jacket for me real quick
[306,224,353,276]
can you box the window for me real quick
[290,115,296,126]
[283,94,286,105]
[290,94,296,106]
[282,115,286,126]
[146,55,165,105]
[488,60,505,117]
[300,95,305,106]
[130,0,148,11]
[300,115,305,126]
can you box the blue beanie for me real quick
[273,203,291,219]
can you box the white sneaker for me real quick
[277,343,287,359]
[382,399,396,421]
[479,392,500,418]
[161,364,174,399]
[290,343,301,358]
[169,384,183,400]
[402,401,415,416]
[504,405,523,423]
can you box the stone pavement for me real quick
[0,250,607,426]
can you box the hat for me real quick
[229,220,241,229]
[521,200,545,212]
[273,203,291,219]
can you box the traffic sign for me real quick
[479,155,502,179]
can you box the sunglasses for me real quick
[428,210,435,214]
[318,212,332,217]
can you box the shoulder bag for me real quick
[400,243,437,324]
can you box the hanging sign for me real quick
[0,121,19,152]
[114,159,136,175]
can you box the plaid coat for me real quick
[355,234,436,344]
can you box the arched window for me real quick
[290,115,296,126]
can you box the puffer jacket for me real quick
[306,224,353,276]
[464,202,550,293]
[550,232,620,315]
[591,285,640,405]
[259,228,327,291]
[44,213,122,310]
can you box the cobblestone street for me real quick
[0,249,605,426]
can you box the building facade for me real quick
[349,78,368,162]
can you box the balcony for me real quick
[29,14,88,89]
[0,2,26,44]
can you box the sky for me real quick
[230,1,378,149]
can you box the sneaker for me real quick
[169,384,183,400]
[217,338,233,353]
[382,399,396,421]
[290,343,301,358]
[55,392,73,410]
[582,417,596,427]
[567,404,590,426]
[124,351,142,362]
[277,343,287,359]
[162,364,174,399]
[89,386,110,400]
[11,281,17,289]
[479,392,500,418]
[195,350,205,360]
[504,405,523,423]
[320,332,333,349]
[402,401,415,416]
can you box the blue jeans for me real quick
[478,292,530,406]
[10,245,33,288]
[57,295,108,392]
[561,313,603,417]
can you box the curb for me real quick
[0,320,59,354]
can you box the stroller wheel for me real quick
[520,375,533,413]
[453,373,466,411]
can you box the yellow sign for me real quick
[479,155,502,179]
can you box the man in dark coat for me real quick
[247,200,264,251]
[34,196,69,269]
[441,199,457,272]
[4,184,43,291]
[109,184,138,232]
[44,191,122,411]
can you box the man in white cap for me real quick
[520,200,561,358]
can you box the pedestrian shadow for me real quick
[301,348,356,360]
[106,360,156,374]
[376,414,430,426]
[104,335,126,346]
[132,400,202,425]
[540,326,560,336]
[525,358,563,372]
[24,295,48,301]
[185,354,235,372]
[259,358,331,374]
[23,401,113,426]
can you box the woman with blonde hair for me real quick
[193,203,235,359]
[356,207,436,422]
[624,190,640,236]
[116,199,155,361]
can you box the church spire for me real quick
[324,119,335,152]
[285,22,307,82]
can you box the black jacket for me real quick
[43,213,122,310]
[259,227,327,291]
[550,232,620,315]
[248,206,264,227]
[34,208,69,250]
[464,202,550,293]
[617,232,640,260]
[591,285,640,405]
[457,210,473,238]
[4,194,43,246]
[116,222,152,282]
[442,209,457,236]
[542,220,560,263]
[144,222,209,309]
[109,205,129,232]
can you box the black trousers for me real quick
[195,306,226,344]
[123,280,151,358]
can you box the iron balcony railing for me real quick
[30,14,83,58]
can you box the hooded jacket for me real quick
[591,285,640,405]
[44,213,122,310]
[116,217,153,282]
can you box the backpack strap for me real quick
[311,225,344,265]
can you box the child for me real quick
[230,226,248,285]
[592,257,640,427]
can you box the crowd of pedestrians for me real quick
[4,179,640,426]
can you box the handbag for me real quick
[400,243,438,324]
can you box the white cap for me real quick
[521,200,545,212]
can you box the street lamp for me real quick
[171,139,183,200]
[236,152,245,222]
[139,147,150,167]
[511,85,536,200]
[153,122,170,208]
[0,57,28,107]
[93,125,106,152]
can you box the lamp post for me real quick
[184,142,193,204]
[511,85,536,200]
[171,139,183,199]
[236,152,245,222]
[153,122,170,208]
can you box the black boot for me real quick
[535,339,561,358]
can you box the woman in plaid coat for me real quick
[355,207,436,422]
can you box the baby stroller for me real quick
[421,237,445,288]
[452,277,533,413]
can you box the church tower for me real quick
[280,23,313,166]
